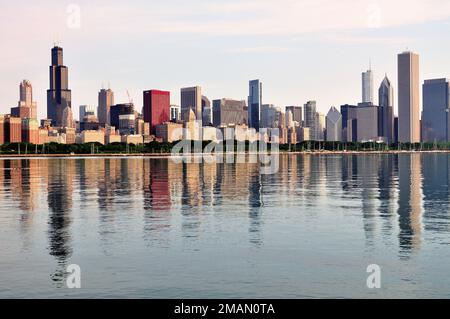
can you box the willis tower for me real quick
[47,46,72,127]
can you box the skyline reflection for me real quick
[1,154,450,289]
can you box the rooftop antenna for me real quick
[101,82,104,90]
[108,82,111,90]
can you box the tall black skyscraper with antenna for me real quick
[47,46,72,127]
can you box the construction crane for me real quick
[126,90,134,105]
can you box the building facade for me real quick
[110,103,134,129]
[248,80,262,131]
[181,86,202,122]
[398,51,420,143]
[362,69,374,104]
[98,88,114,125]
[47,46,72,127]
[304,101,317,140]
[143,90,170,134]
[422,79,450,143]
[378,76,395,143]
[212,99,247,127]
[326,106,342,142]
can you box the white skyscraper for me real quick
[326,106,342,142]
[362,69,374,104]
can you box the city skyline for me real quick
[1,1,450,121]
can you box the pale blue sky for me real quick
[1,0,450,120]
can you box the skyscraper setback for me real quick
[47,46,72,127]
[398,51,420,143]
[11,80,37,119]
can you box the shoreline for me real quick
[0,149,449,159]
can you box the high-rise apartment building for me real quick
[304,101,317,140]
[398,51,420,143]
[47,46,72,127]
[248,80,262,131]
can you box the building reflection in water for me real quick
[248,163,263,246]
[142,159,172,247]
[47,159,75,286]
[181,162,202,239]
[377,155,398,239]
[421,153,450,233]
[397,153,423,258]
[3,153,450,268]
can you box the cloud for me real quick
[2,0,450,41]
[225,46,291,54]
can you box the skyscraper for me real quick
[422,79,450,142]
[316,112,326,141]
[260,104,278,128]
[248,80,262,131]
[326,106,342,142]
[378,75,395,143]
[47,46,72,127]
[110,103,134,129]
[143,90,170,134]
[304,101,317,140]
[181,86,202,122]
[362,69,374,104]
[202,96,212,125]
[98,88,114,125]
[11,80,37,119]
[398,51,420,143]
[286,106,302,125]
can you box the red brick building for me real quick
[21,118,39,144]
[5,116,22,143]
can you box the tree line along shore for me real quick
[0,140,450,156]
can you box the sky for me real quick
[1,0,450,120]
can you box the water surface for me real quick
[0,153,450,298]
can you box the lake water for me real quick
[0,153,450,298]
